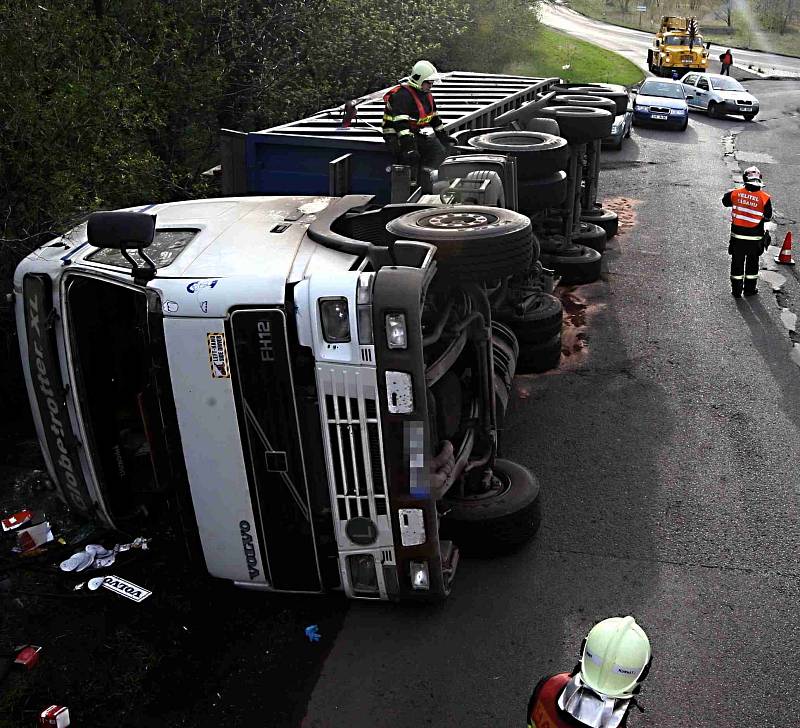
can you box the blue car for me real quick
[632,78,689,131]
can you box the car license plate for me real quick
[651,114,668,120]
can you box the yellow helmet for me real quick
[409,60,439,89]
[580,616,652,699]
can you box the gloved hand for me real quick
[437,132,458,148]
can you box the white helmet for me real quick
[743,165,764,188]
[580,616,652,699]
[409,60,439,89]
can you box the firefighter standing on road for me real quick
[527,616,652,728]
[382,60,457,179]
[723,166,773,297]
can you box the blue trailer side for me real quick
[222,71,559,202]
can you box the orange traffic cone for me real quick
[775,231,795,265]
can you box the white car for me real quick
[680,73,759,120]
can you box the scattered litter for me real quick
[15,521,54,553]
[14,645,42,670]
[114,536,151,553]
[101,575,151,603]
[305,625,321,642]
[39,705,70,727]
[2,510,33,532]
[87,577,105,591]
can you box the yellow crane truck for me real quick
[647,16,710,77]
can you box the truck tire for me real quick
[581,207,619,238]
[539,245,602,284]
[552,87,629,116]
[468,131,569,180]
[516,333,563,374]
[524,117,561,135]
[461,170,506,208]
[517,171,568,211]
[386,206,533,283]
[572,221,607,253]
[496,292,563,345]
[535,106,614,144]
[553,94,618,117]
[440,459,541,555]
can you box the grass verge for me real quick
[505,24,644,87]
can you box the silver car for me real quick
[680,72,759,120]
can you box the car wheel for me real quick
[539,245,602,285]
[742,113,756,121]
[440,459,542,555]
[386,206,533,283]
[536,106,614,144]
[517,171,569,212]
[708,101,718,118]
[468,131,569,180]
[581,207,618,238]
[573,221,608,252]
[680,117,688,131]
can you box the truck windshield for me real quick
[665,35,703,46]
[66,275,168,521]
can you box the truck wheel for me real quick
[553,94,617,117]
[572,222,607,253]
[440,459,542,555]
[550,87,629,116]
[535,106,614,144]
[386,206,533,283]
[461,170,506,208]
[539,245,602,285]
[468,131,569,180]
[581,206,618,238]
[524,117,561,135]
[516,334,562,373]
[517,171,568,211]
[495,291,563,342]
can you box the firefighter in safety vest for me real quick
[382,60,457,177]
[527,616,652,728]
[722,166,773,297]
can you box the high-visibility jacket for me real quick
[382,84,444,144]
[526,673,632,728]
[722,187,772,241]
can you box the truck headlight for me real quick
[347,553,379,595]
[385,312,407,349]
[319,297,350,343]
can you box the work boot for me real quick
[731,281,743,298]
[744,287,758,297]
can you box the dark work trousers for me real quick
[729,236,762,294]
[415,133,448,180]
[721,63,732,75]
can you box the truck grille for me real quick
[317,367,389,525]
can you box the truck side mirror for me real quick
[87,211,157,283]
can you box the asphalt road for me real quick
[539,2,800,78]
[300,85,800,727]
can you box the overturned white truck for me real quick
[14,72,617,601]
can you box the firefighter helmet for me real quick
[409,60,439,89]
[580,616,652,699]
[743,166,764,188]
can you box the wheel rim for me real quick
[418,211,499,230]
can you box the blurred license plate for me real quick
[651,114,668,120]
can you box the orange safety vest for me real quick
[528,673,574,728]
[730,188,770,228]
[383,84,437,129]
